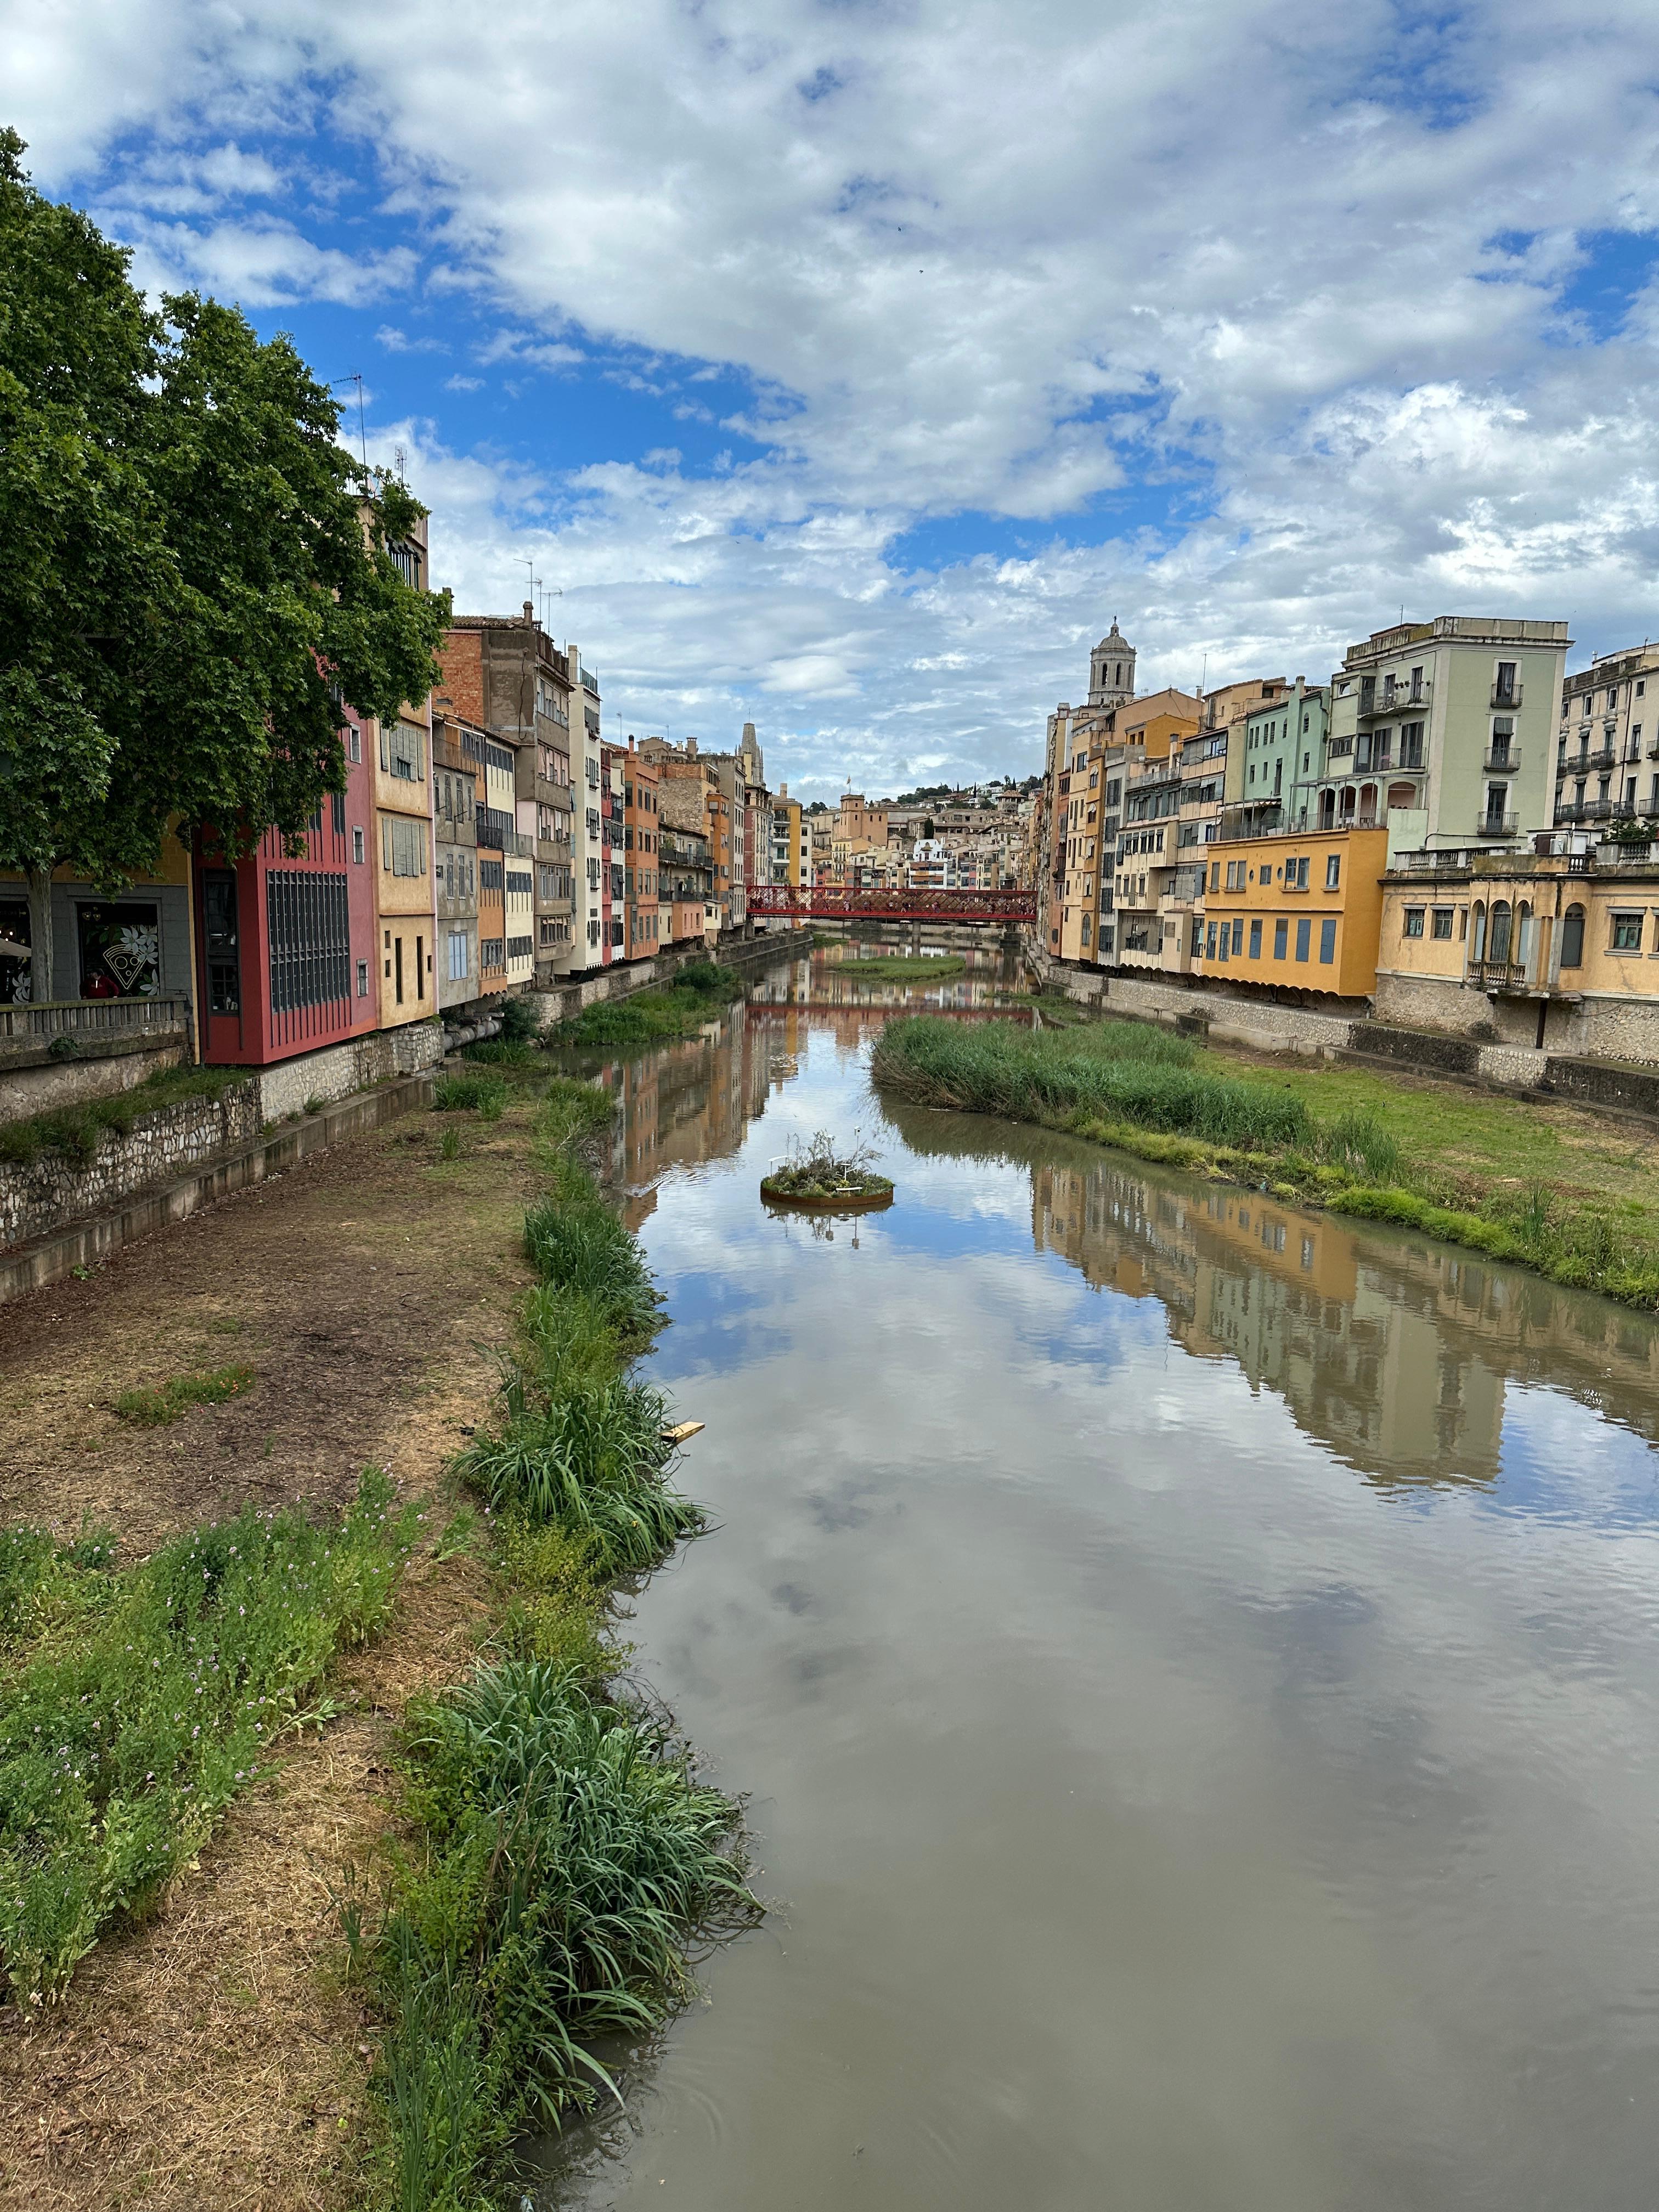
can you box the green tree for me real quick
[0,131,449,1003]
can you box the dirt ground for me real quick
[0,1094,549,2209]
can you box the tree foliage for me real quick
[0,130,450,995]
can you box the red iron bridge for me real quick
[747,884,1036,926]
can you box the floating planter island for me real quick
[761,1133,895,1212]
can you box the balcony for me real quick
[0,994,193,1069]
[1482,747,1522,775]
[1468,960,1532,994]
[1474,812,1520,837]
[1569,746,1616,774]
[1490,681,1523,709]
[1358,679,1430,719]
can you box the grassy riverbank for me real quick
[351,1075,755,2209]
[873,1015,1659,1306]
[550,960,744,1048]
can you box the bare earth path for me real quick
[0,1097,545,2209]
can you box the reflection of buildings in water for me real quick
[599,1001,810,1231]
[747,945,1028,1017]
[1031,1156,1659,1489]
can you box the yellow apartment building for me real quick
[1194,824,1388,997]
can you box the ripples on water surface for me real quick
[537,950,1659,2212]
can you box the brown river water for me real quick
[536,944,1659,2212]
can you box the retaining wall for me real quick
[1,1074,434,1305]
[0,1041,188,1121]
[255,1020,444,1121]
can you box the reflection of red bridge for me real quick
[747,884,1035,925]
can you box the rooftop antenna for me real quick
[393,442,407,485]
[336,374,369,467]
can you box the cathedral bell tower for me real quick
[1088,620,1136,708]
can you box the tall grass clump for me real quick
[455,1085,698,1578]
[0,1470,416,2007]
[354,1662,757,2209]
[432,1071,507,1118]
[873,1016,1311,1151]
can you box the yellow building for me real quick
[370,512,438,1028]
[1195,824,1387,997]
[1376,846,1659,1059]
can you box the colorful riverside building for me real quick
[1193,824,1389,998]
[624,743,662,957]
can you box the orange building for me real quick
[1195,824,1387,996]
[624,743,662,958]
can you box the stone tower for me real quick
[1088,620,1136,708]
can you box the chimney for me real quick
[522,600,534,623]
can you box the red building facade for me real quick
[193,711,378,1065]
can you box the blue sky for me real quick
[10,0,1659,801]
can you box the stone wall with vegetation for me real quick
[0,1081,263,1252]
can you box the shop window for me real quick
[0,898,31,1005]
[77,901,160,999]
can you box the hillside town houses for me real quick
[1031,616,1659,1064]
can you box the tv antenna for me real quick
[336,373,368,466]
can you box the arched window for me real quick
[1561,904,1585,968]
[1358,783,1378,824]
[1387,780,1416,810]
[1319,788,1336,828]
[1340,786,1357,819]
[1471,901,1487,961]
[1488,900,1512,962]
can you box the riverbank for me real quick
[0,1064,747,2209]
[872,1014,1659,1307]
[548,960,746,1047]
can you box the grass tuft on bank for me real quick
[112,1364,255,1426]
[356,1079,746,2209]
[551,960,743,1048]
[873,1014,1659,1307]
[0,1469,417,2008]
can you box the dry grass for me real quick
[0,1095,558,2210]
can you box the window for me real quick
[1611,911,1644,952]
[1205,921,1217,958]
[1229,918,1242,956]
[266,870,349,1013]
[479,858,504,891]
[203,871,240,1014]
[1295,917,1311,962]
[379,720,426,782]
[1494,660,1517,704]
[1431,907,1453,939]
[356,958,369,997]
[447,930,469,981]
[1274,918,1288,960]
[331,791,346,836]
[352,826,365,865]
[1489,901,1513,961]
[1560,904,1585,966]
[1285,856,1310,889]
[1403,907,1425,938]
[1398,721,1424,769]
[1249,918,1262,958]
[1209,862,1220,893]
[381,816,427,877]
[347,725,362,764]
[1319,918,1338,964]
[1325,854,1341,889]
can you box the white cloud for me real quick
[12,0,1659,787]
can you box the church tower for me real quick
[1088,620,1136,708]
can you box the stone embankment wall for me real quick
[1,1082,264,1253]
[0,1041,187,1122]
[255,1020,443,1121]
[2,1025,445,1263]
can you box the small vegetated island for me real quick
[761,1131,895,1211]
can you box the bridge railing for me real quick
[748,884,1036,923]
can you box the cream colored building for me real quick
[1554,643,1659,830]
[1378,845,1659,1059]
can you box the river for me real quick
[539,942,1659,2212]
